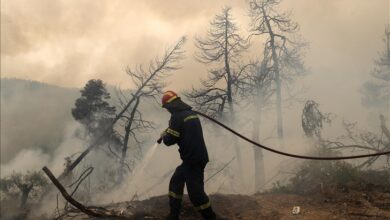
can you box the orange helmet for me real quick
[162,90,179,107]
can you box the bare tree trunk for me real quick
[40,37,185,203]
[119,123,131,181]
[262,6,284,147]
[386,25,390,58]
[20,185,33,208]
[223,11,243,177]
[274,72,284,147]
[387,102,390,128]
[380,114,390,142]
[56,37,185,181]
[119,97,140,182]
[253,95,265,192]
[385,26,390,127]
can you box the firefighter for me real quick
[158,91,217,220]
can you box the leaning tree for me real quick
[113,37,186,182]
[39,38,186,203]
[44,37,187,189]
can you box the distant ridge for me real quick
[1,78,80,163]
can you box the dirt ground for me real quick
[19,183,388,220]
[95,186,390,220]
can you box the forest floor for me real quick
[63,183,390,220]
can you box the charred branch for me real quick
[320,115,390,168]
[54,37,185,182]
[43,166,147,219]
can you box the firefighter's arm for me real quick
[162,115,181,146]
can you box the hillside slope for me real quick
[1,78,80,163]
[49,187,390,220]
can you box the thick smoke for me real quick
[1,0,389,217]
[1,0,387,90]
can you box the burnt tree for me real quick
[0,171,47,208]
[186,7,248,176]
[112,37,186,182]
[248,0,306,147]
[361,25,390,124]
[55,37,186,182]
[237,53,274,192]
[187,7,248,118]
[323,115,390,169]
[301,100,331,141]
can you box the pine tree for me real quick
[72,79,118,143]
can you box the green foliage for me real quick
[72,79,116,131]
[270,160,390,195]
[361,25,390,111]
[270,181,290,194]
[71,79,120,145]
[0,171,48,202]
[301,100,331,138]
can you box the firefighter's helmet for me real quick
[162,90,179,107]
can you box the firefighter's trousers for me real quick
[168,162,216,219]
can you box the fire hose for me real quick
[193,111,390,160]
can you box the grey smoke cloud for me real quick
[1,0,389,166]
[1,0,388,90]
[1,2,390,215]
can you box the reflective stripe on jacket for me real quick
[163,110,209,164]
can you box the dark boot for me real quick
[165,213,180,220]
[167,197,181,220]
[199,207,217,220]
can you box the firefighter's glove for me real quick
[157,129,167,144]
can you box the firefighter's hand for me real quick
[157,129,167,144]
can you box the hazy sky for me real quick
[1,1,389,191]
[1,0,389,119]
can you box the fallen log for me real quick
[42,166,135,219]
